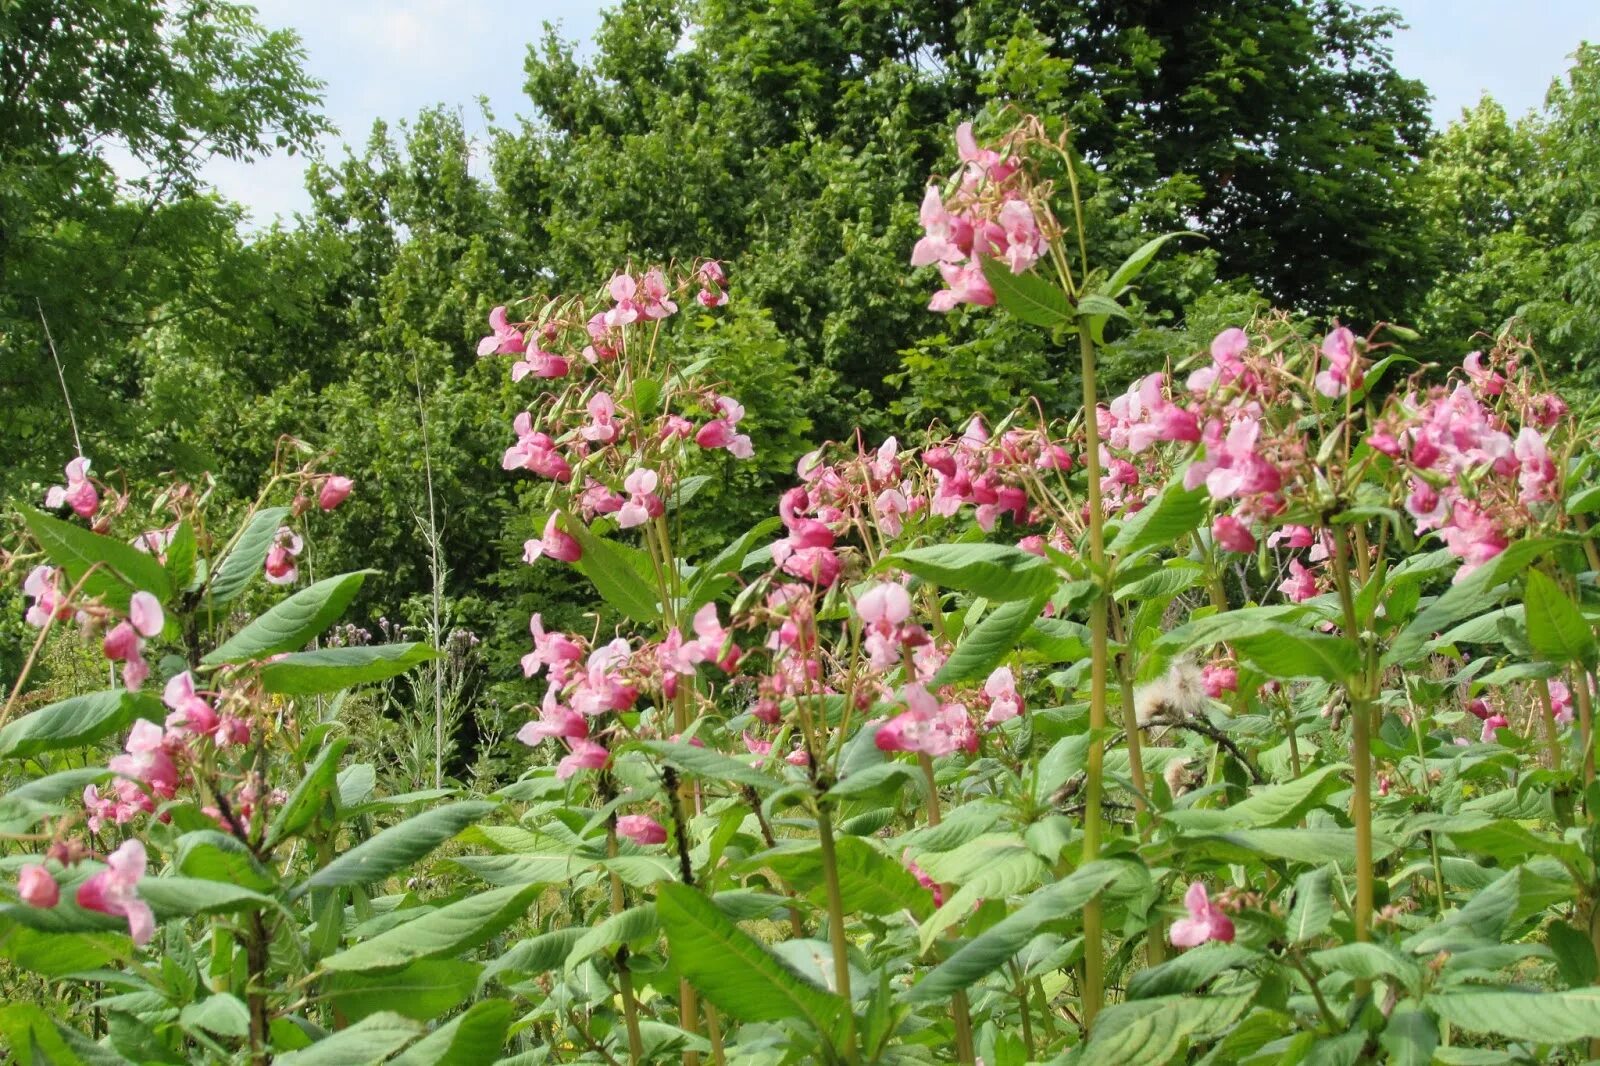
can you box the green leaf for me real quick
[480,927,586,987]
[1104,231,1198,295]
[21,505,172,608]
[1403,867,1520,953]
[138,878,276,919]
[323,959,479,1021]
[1162,764,1349,831]
[885,543,1057,602]
[933,592,1047,685]
[564,512,661,624]
[760,837,933,920]
[206,506,288,608]
[0,689,161,758]
[163,521,198,591]
[1385,538,1554,666]
[907,861,1125,1003]
[258,643,436,695]
[979,258,1073,328]
[636,739,780,792]
[175,831,276,892]
[919,841,1048,952]
[297,801,496,897]
[1430,987,1600,1043]
[564,903,658,973]
[1524,569,1595,665]
[452,853,596,887]
[1228,625,1360,682]
[1076,292,1131,321]
[1311,943,1420,989]
[0,922,128,978]
[265,737,348,846]
[1286,866,1334,945]
[1379,1007,1438,1066]
[203,571,372,664]
[1079,992,1253,1065]
[274,1012,421,1065]
[179,993,251,1039]
[388,1000,513,1066]
[1550,921,1599,987]
[321,885,538,972]
[1125,944,1255,999]
[656,882,848,1037]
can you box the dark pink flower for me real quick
[264,527,302,586]
[617,814,667,846]
[1169,882,1234,948]
[1279,559,1320,603]
[556,737,609,780]
[1212,515,1256,553]
[318,476,354,511]
[1202,663,1238,698]
[524,514,582,565]
[517,693,588,745]
[1480,713,1509,744]
[162,672,218,736]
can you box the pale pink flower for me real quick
[162,672,218,736]
[639,268,678,320]
[996,199,1045,274]
[1480,713,1509,744]
[477,306,526,357]
[617,468,663,529]
[1439,501,1507,580]
[23,565,68,627]
[875,684,974,757]
[1314,327,1363,399]
[1462,351,1504,396]
[556,737,609,779]
[109,719,178,801]
[264,527,302,586]
[605,274,641,328]
[1514,428,1558,505]
[517,693,588,745]
[511,347,571,382]
[129,592,164,638]
[45,457,99,518]
[581,393,620,443]
[523,514,583,565]
[521,614,584,679]
[928,261,994,312]
[17,865,58,908]
[1169,882,1234,948]
[982,666,1024,726]
[857,583,912,627]
[77,840,155,946]
[1279,559,1320,603]
[1550,681,1574,726]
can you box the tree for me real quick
[0,0,328,495]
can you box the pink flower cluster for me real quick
[19,840,155,946]
[913,123,1046,311]
[1372,350,1566,579]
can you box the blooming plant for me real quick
[6,114,1600,1066]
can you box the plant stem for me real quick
[914,753,975,1063]
[1575,669,1597,787]
[1076,324,1110,1029]
[606,830,645,1064]
[1537,677,1565,774]
[1328,525,1373,943]
[814,803,859,1061]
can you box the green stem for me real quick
[1076,324,1110,1028]
[914,754,975,1063]
[606,831,645,1064]
[815,803,859,1062]
[1328,525,1373,943]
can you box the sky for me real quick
[195,0,1600,227]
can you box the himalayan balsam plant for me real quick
[5,113,1600,1066]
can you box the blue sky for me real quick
[200,0,1600,226]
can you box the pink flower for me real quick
[264,527,302,586]
[1169,882,1234,948]
[77,840,155,945]
[911,187,968,267]
[102,622,142,663]
[617,814,667,846]
[605,274,641,328]
[874,488,910,538]
[1279,559,1320,603]
[162,672,218,736]
[1514,428,1558,505]
[517,693,588,745]
[904,851,943,907]
[18,864,58,908]
[23,566,69,627]
[996,199,1045,274]
[1480,713,1509,743]
[1439,501,1507,580]
[477,306,526,357]
[1550,681,1574,726]
[1463,351,1505,396]
[1188,329,1250,393]
[523,514,583,565]
[857,582,912,627]
[696,260,729,307]
[109,719,179,801]
[1267,525,1314,549]
[503,414,573,482]
[556,737,609,780]
[511,347,571,382]
[982,666,1024,726]
[639,268,678,320]
[581,393,620,443]
[45,457,99,518]
[617,468,664,529]
[319,475,354,511]
[1202,663,1238,698]
[521,614,584,679]
[1314,327,1364,399]
[875,684,974,757]
[128,591,164,638]
[1212,515,1256,553]
[928,261,994,312]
